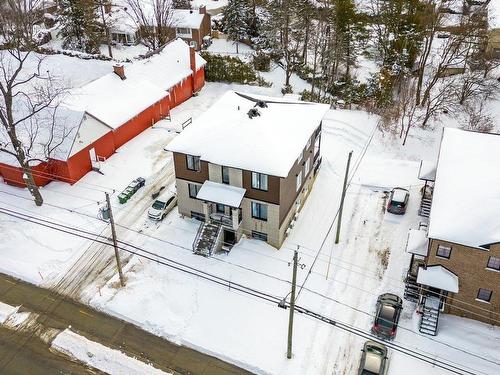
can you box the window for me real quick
[487,256,500,271]
[477,288,492,303]
[222,166,230,184]
[296,173,302,192]
[304,158,310,176]
[176,27,191,35]
[251,202,267,221]
[436,244,452,259]
[186,155,200,171]
[252,230,268,241]
[188,183,200,198]
[216,204,225,214]
[251,172,268,191]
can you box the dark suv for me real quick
[372,293,403,340]
[387,187,409,214]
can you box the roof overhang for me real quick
[406,229,429,256]
[417,265,459,293]
[196,181,246,208]
[418,160,436,181]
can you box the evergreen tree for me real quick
[59,0,102,54]
[173,0,191,9]
[223,0,251,52]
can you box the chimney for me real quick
[199,5,206,14]
[189,46,196,73]
[104,2,112,13]
[113,63,126,80]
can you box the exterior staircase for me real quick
[193,221,222,257]
[419,197,432,218]
[419,296,441,336]
[404,273,420,302]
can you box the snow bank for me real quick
[0,302,18,324]
[52,329,171,375]
[356,158,421,190]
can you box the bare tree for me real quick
[0,2,69,206]
[459,100,494,133]
[453,67,500,105]
[126,0,175,50]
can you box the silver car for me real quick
[359,341,388,375]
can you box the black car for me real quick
[387,187,409,215]
[372,293,403,340]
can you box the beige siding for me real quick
[208,163,222,183]
[176,178,204,217]
[240,198,280,247]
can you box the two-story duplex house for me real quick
[166,91,330,255]
[406,128,500,334]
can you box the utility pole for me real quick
[287,248,299,359]
[105,193,124,287]
[335,151,353,244]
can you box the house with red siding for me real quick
[0,38,206,187]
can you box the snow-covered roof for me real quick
[0,105,83,166]
[127,38,206,91]
[428,128,500,248]
[417,265,459,293]
[392,188,408,203]
[406,229,429,256]
[167,91,330,177]
[67,74,167,130]
[418,160,436,181]
[172,9,205,29]
[196,181,246,207]
[66,39,205,130]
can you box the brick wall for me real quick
[427,239,500,325]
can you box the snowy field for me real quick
[1,78,499,375]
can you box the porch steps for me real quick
[419,197,432,218]
[404,274,420,303]
[419,296,441,336]
[193,221,222,257]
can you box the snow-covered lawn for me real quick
[0,81,499,375]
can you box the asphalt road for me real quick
[0,273,254,375]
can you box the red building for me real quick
[0,39,206,187]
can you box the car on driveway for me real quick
[359,340,389,375]
[148,189,177,221]
[387,187,409,214]
[372,293,403,340]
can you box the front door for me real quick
[224,230,236,245]
[89,148,99,170]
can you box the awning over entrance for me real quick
[418,160,436,181]
[196,181,246,208]
[417,265,459,293]
[406,229,429,256]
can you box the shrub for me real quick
[200,52,269,86]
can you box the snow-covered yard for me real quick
[1,79,498,374]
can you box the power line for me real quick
[0,206,497,374]
[1,189,496,324]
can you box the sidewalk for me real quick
[0,273,253,375]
